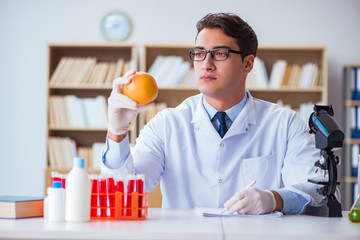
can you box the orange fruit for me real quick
[122,72,158,105]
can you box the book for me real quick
[247,57,268,88]
[269,60,287,88]
[49,57,67,85]
[92,142,105,170]
[0,195,44,219]
[104,62,117,84]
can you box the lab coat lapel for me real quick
[191,97,220,139]
[223,91,257,139]
[190,91,258,139]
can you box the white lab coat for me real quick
[101,91,327,210]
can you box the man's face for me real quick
[194,28,251,107]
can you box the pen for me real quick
[221,179,257,214]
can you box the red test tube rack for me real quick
[90,174,148,220]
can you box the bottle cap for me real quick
[73,157,85,168]
[52,181,62,188]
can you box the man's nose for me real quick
[201,52,215,70]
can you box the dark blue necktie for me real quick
[215,111,228,138]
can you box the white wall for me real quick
[0,0,359,197]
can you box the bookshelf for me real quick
[343,64,360,210]
[46,43,138,186]
[45,43,329,208]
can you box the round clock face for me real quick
[101,12,132,41]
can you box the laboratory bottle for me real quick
[48,181,65,222]
[65,157,91,222]
[349,155,360,223]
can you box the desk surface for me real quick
[0,209,359,240]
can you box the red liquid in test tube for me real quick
[136,174,145,217]
[116,176,125,216]
[107,177,116,217]
[61,174,66,189]
[99,177,107,217]
[126,176,136,216]
[90,175,99,217]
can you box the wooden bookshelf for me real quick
[45,43,329,209]
[343,64,360,210]
[45,43,138,182]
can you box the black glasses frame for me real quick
[188,48,247,61]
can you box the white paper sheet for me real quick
[195,207,283,218]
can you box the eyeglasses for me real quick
[188,48,246,61]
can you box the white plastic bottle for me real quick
[65,157,91,222]
[48,181,65,222]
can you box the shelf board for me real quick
[344,63,360,68]
[159,86,322,92]
[49,84,323,93]
[49,126,107,131]
[343,176,358,183]
[344,138,360,144]
[50,84,112,90]
[344,100,360,106]
[248,87,323,92]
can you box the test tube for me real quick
[90,174,99,217]
[136,174,145,217]
[61,174,67,189]
[116,175,125,216]
[126,175,136,216]
[98,176,107,217]
[106,177,116,217]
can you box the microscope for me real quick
[306,105,344,217]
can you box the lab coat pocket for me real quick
[241,154,279,190]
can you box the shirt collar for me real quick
[202,93,248,122]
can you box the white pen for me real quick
[221,179,257,214]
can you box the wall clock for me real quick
[101,12,132,41]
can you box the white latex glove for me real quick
[224,187,276,215]
[107,69,154,135]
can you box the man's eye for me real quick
[194,51,204,56]
[215,51,227,56]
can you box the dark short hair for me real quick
[196,13,258,59]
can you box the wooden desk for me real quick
[0,209,359,240]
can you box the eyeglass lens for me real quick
[190,49,229,61]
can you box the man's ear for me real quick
[243,54,255,74]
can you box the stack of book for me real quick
[47,137,105,171]
[148,55,196,87]
[246,57,321,89]
[47,137,77,170]
[48,95,108,128]
[138,102,168,131]
[50,57,134,86]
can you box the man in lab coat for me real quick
[101,13,328,214]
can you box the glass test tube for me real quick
[136,174,145,217]
[99,176,107,217]
[126,175,136,216]
[90,174,99,217]
[107,177,116,217]
[116,175,125,216]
